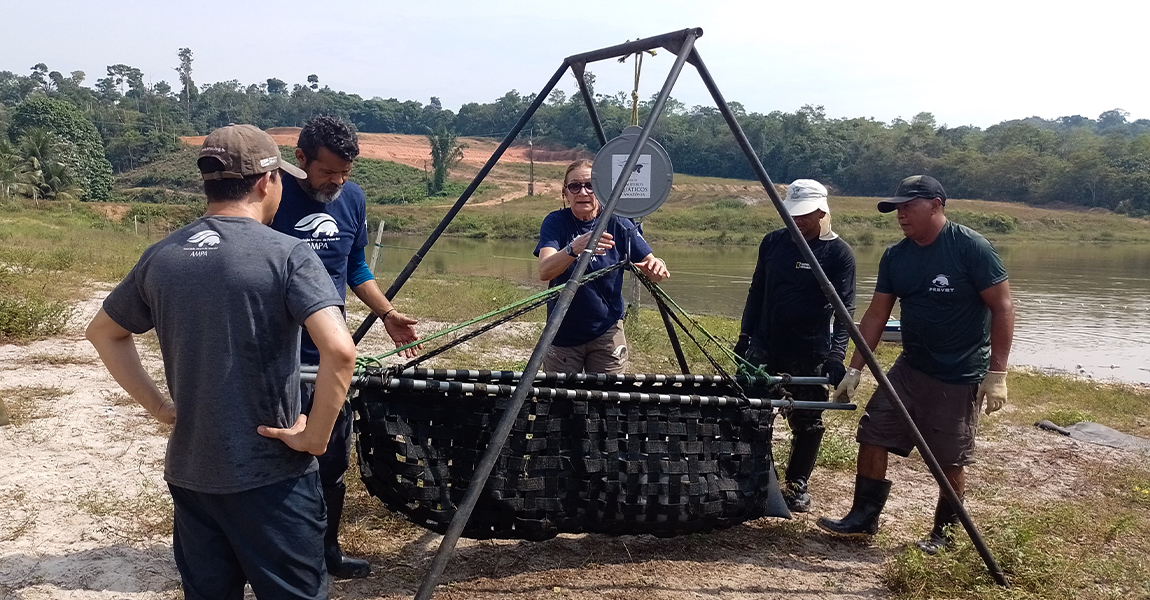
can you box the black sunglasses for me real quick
[565,181,594,194]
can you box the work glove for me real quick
[821,359,847,387]
[734,334,750,360]
[830,367,861,403]
[978,371,1008,415]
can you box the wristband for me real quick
[381,308,396,321]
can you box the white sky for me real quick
[4,0,1147,128]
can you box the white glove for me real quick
[831,368,861,403]
[978,371,1008,415]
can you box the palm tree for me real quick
[39,161,83,201]
[18,127,57,169]
[0,153,34,200]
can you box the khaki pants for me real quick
[542,321,628,375]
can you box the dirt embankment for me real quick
[181,130,549,170]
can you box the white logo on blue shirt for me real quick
[294,214,340,238]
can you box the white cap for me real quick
[782,179,830,217]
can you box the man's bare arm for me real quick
[847,292,897,371]
[980,280,1015,372]
[85,309,175,424]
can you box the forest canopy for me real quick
[1,51,1148,215]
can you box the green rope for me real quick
[355,263,622,370]
[642,277,771,379]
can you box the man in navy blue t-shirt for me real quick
[534,159,669,374]
[270,116,420,579]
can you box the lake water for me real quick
[375,235,1150,385]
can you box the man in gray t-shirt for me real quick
[86,124,357,599]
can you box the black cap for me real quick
[877,175,947,213]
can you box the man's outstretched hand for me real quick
[384,311,422,359]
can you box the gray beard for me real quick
[303,182,343,204]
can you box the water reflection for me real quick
[376,236,1150,385]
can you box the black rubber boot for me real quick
[782,429,824,513]
[915,496,962,555]
[323,484,372,579]
[815,475,891,537]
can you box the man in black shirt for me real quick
[736,179,856,512]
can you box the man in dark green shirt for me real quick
[816,175,1015,554]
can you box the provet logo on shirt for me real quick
[184,230,221,256]
[929,273,954,293]
[795,261,812,270]
[294,214,340,250]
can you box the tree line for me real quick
[1,50,1148,215]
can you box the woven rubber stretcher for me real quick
[351,370,792,540]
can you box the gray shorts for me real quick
[856,356,981,467]
[543,321,628,375]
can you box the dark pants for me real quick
[856,356,980,467]
[746,348,828,485]
[301,381,353,487]
[169,471,328,600]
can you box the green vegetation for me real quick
[4,55,1150,215]
[426,126,465,196]
[8,96,114,201]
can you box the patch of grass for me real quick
[22,352,96,366]
[1006,371,1150,432]
[76,479,174,542]
[883,488,1150,599]
[0,385,68,426]
[816,427,859,470]
[1046,408,1096,427]
[0,294,73,341]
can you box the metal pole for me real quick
[413,32,700,600]
[300,365,828,387]
[351,63,570,344]
[650,282,690,374]
[571,61,608,147]
[688,47,1009,588]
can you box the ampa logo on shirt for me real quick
[184,230,221,256]
[294,214,340,249]
[929,273,954,293]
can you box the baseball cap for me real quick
[877,175,946,213]
[782,179,830,217]
[198,124,306,181]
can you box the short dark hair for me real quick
[297,116,359,162]
[200,158,279,202]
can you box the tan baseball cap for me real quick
[198,124,306,180]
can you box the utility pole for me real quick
[527,128,535,197]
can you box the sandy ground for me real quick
[2,293,1144,599]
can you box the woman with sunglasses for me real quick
[534,159,670,374]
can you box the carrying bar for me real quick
[301,366,829,387]
[316,373,854,410]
